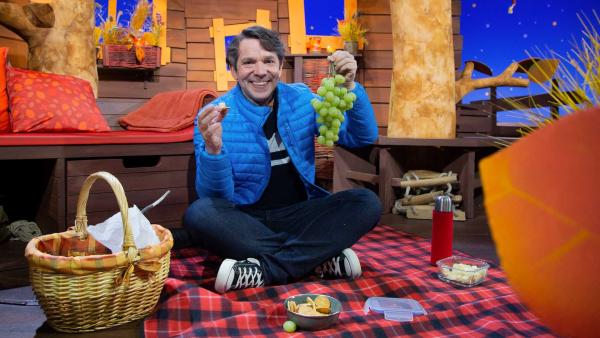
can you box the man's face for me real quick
[231,38,282,105]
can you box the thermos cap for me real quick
[434,195,453,212]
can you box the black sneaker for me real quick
[315,248,362,279]
[215,258,265,293]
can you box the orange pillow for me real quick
[6,67,110,132]
[0,47,9,132]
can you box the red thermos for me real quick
[430,195,453,265]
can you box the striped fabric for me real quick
[145,225,556,337]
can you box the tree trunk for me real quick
[388,0,456,139]
[0,0,98,97]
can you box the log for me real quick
[0,0,98,96]
[388,0,456,139]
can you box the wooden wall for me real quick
[0,0,462,133]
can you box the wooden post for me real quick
[388,0,456,139]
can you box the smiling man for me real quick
[180,26,382,293]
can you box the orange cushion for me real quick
[0,47,9,132]
[6,67,110,133]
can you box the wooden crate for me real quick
[102,45,161,69]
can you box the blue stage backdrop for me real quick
[461,0,598,124]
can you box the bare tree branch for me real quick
[455,61,530,102]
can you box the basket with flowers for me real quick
[95,0,163,69]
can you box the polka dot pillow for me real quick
[6,67,110,132]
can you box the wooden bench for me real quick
[0,96,218,235]
[333,136,515,219]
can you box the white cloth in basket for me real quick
[87,205,160,253]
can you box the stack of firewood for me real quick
[392,170,466,221]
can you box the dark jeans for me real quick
[182,188,382,285]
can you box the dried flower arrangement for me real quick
[336,14,368,45]
[94,0,164,64]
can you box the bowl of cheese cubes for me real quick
[437,256,489,287]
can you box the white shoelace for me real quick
[321,256,343,277]
[234,265,264,289]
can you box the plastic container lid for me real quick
[363,297,427,316]
[384,310,414,322]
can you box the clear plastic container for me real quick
[437,255,489,287]
[363,297,426,322]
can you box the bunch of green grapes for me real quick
[311,73,357,147]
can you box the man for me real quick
[181,26,381,293]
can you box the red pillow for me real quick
[0,47,9,132]
[6,67,110,132]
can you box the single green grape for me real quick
[334,74,345,85]
[283,320,297,333]
[319,125,328,134]
[311,99,322,111]
[325,139,334,147]
[324,79,335,90]
[317,86,327,96]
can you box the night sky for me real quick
[461,0,598,123]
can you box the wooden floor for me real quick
[0,209,498,337]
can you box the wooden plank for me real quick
[170,47,187,63]
[67,203,189,228]
[168,0,185,11]
[187,70,215,82]
[186,18,213,28]
[155,62,187,76]
[0,38,27,68]
[364,33,392,51]
[98,76,186,98]
[362,50,392,69]
[452,0,461,16]
[188,59,216,71]
[333,146,377,193]
[187,18,255,28]
[167,9,185,29]
[345,170,379,184]
[187,43,215,58]
[362,69,391,87]
[0,25,22,40]
[278,0,288,18]
[186,28,211,42]
[185,0,277,20]
[66,188,192,214]
[279,18,290,34]
[96,98,147,128]
[372,103,389,127]
[187,81,218,90]
[360,15,391,33]
[66,155,192,176]
[67,170,190,195]
[365,87,390,103]
[359,0,390,15]
[167,28,186,48]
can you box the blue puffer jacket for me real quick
[193,81,378,205]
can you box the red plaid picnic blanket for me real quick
[145,225,556,337]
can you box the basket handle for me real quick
[74,171,136,251]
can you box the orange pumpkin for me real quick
[480,106,600,338]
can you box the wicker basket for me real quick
[102,44,161,69]
[25,171,173,333]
